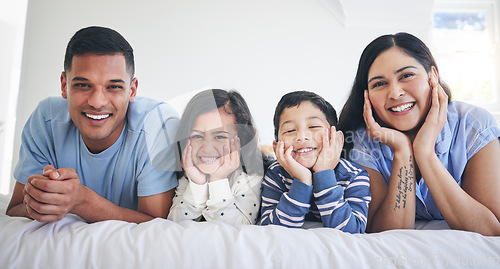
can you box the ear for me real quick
[272,140,278,152]
[60,72,68,99]
[129,77,138,103]
[430,66,439,82]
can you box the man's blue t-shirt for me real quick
[14,96,180,210]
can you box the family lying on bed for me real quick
[6,26,500,236]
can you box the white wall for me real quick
[9,0,434,193]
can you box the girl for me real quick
[338,32,500,235]
[168,89,263,224]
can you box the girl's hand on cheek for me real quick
[209,136,240,182]
[274,140,312,185]
[413,72,448,158]
[313,126,343,172]
[182,140,207,185]
[363,90,411,153]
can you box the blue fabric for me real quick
[350,101,500,220]
[260,159,371,233]
[14,96,180,210]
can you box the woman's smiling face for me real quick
[367,47,433,133]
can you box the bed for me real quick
[1,194,500,269]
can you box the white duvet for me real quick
[1,194,499,269]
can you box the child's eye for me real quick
[190,134,203,140]
[282,129,295,135]
[309,125,323,129]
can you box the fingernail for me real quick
[52,172,60,179]
[44,168,53,174]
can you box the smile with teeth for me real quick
[199,156,219,163]
[294,148,315,154]
[389,102,414,112]
[85,113,110,120]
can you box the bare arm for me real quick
[417,139,500,236]
[363,90,416,232]
[365,148,416,233]
[7,167,174,223]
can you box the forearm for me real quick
[417,153,500,235]
[167,179,207,221]
[73,186,154,223]
[369,149,416,232]
[314,169,370,233]
[6,203,30,219]
[203,178,260,224]
[260,179,312,227]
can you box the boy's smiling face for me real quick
[276,101,330,169]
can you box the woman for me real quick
[338,32,500,235]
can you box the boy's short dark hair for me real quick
[64,26,135,78]
[273,90,338,141]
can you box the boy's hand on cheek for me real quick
[274,140,312,185]
[313,127,343,172]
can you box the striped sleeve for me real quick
[313,158,371,233]
[259,163,313,228]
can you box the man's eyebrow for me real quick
[368,66,418,84]
[72,77,89,82]
[110,79,126,83]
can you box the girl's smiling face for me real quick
[367,47,434,133]
[188,107,238,174]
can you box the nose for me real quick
[388,84,405,100]
[88,87,108,109]
[295,129,311,142]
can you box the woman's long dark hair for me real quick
[175,89,264,178]
[338,32,452,158]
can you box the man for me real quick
[6,26,179,223]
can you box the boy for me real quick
[260,91,370,233]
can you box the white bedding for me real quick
[1,194,500,269]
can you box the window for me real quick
[432,0,499,112]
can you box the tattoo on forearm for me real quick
[394,155,414,211]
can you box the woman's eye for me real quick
[215,135,228,140]
[400,73,414,80]
[371,81,386,89]
[190,134,203,140]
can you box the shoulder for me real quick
[127,96,180,130]
[447,101,499,140]
[264,160,289,181]
[448,101,496,127]
[336,158,368,178]
[26,97,71,128]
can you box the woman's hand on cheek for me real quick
[313,126,343,172]
[364,90,411,152]
[413,72,448,158]
[209,136,240,182]
[182,140,207,185]
[274,140,312,185]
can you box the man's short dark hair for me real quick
[273,90,338,141]
[64,26,135,78]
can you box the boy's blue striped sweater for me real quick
[260,158,371,233]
